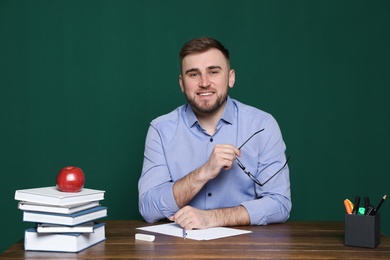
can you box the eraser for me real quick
[135,233,155,242]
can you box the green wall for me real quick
[1,0,389,253]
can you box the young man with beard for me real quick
[138,37,291,229]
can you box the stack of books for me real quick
[14,186,107,253]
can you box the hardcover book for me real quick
[37,221,96,233]
[15,186,105,207]
[24,222,106,252]
[23,206,108,226]
[18,201,100,215]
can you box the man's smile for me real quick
[197,91,215,96]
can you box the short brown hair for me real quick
[179,37,230,66]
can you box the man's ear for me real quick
[229,69,236,88]
[179,74,185,92]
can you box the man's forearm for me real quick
[170,204,251,229]
[207,205,250,227]
[172,166,209,208]
[173,144,240,208]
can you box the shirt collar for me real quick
[185,96,235,128]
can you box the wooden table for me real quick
[1,220,390,259]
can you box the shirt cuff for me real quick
[241,196,289,225]
[154,182,180,218]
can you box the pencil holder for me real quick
[344,213,380,248]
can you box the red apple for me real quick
[56,166,85,192]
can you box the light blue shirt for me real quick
[138,97,291,225]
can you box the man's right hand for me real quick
[172,144,241,208]
[200,144,241,181]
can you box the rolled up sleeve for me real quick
[138,125,180,223]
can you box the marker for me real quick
[373,194,387,215]
[352,196,360,214]
[182,228,187,239]
[344,199,353,214]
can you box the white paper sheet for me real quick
[137,223,252,240]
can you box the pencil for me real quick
[375,194,387,214]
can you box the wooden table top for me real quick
[1,220,390,259]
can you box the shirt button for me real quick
[208,193,212,197]
[210,138,213,142]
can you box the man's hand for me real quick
[173,144,241,208]
[169,206,213,230]
[201,144,241,181]
[169,205,250,230]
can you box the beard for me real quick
[184,87,229,115]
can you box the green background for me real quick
[1,0,389,253]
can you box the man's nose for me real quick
[199,74,210,88]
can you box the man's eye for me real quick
[189,73,199,77]
[210,70,219,75]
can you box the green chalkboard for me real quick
[1,0,389,253]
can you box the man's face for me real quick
[179,48,235,116]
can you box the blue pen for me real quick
[182,228,187,239]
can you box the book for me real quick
[24,222,106,252]
[18,201,100,214]
[23,206,108,226]
[15,186,105,207]
[37,221,95,233]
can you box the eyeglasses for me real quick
[235,129,290,187]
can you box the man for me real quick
[138,37,291,230]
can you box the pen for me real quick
[364,196,370,211]
[182,228,187,239]
[373,194,387,215]
[365,205,374,215]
